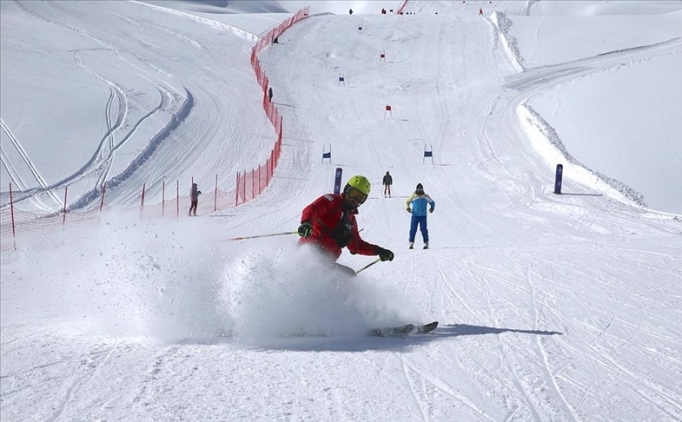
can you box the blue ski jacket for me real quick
[405,193,435,217]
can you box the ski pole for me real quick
[356,258,381,274]
[227,231,297,241]
[228,227,360,242]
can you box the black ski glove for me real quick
[298,222,312,238]
[375,246,394,262]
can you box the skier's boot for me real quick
[409,242,414,249]
[423,243,429,249]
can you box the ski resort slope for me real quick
[2,1,682,421]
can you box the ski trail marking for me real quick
[0,118,62,207]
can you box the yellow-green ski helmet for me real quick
[344,175,371,205]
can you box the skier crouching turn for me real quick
[298,175,394,276]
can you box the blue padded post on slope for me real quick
[322,144,332,163]
[423,145,433,164]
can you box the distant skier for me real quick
[189,183,201,216]
[268,86,273,102]
[405,183,435,249]
[382,171,393,198]
[349,8,353,15]
[298,175,394,276]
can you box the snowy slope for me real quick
[2,1,682,421]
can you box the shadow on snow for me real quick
[173,323,562,352]
[439,324,563,337]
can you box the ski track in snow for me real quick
[526,259,579,421]
[0,118,63,209]
[46,342,120,422]
[2,1,189,211]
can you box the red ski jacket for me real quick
[299,193,379,261]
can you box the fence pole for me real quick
[214,174,218,212]
[139,183,146,218]
[235,172,239,206]
[62,186,68,225]
[267,154,272,187]
[9,183,16,238]
[270,150,275,184]
[162,180,165,217]
[99,182,106,212]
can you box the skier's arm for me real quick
[405,194,416,212]
[347,218,394,261]
[425,194,435,212]
[347,224,378,256]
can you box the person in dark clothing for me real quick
[298,175,394,276]
[268,86,273,102]
[349,8,353,15]
[382,171,393,198]
[189,183,201,216]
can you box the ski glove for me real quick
[298,222,312,238]
[375,247,394,262]
[406,207,412,213]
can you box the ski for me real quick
[415,321,438,333]
[367,321,438,337]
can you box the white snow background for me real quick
[1,1,682,421]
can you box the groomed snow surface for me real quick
[2,1,682,421]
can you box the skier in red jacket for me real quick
[298,175,394,276]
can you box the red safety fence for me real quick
[0,178,236,251]
[236,6,309,206]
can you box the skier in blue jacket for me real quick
[405,183,435,249]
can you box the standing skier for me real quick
[188,183,201,216]
[405,183,435,249]
[382,171,393,198]
[298,175,394,276]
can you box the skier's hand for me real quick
[429,209,433,213]
[406,207,412,213]
[376,247,394,262]
[298,222,312,238]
